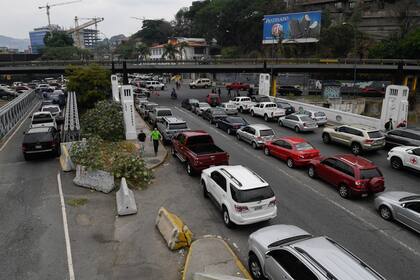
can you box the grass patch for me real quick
[67,198,88,207]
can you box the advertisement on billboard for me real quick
[263,11,321,44]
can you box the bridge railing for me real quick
[0,90,38,140]
[63,91,80,142]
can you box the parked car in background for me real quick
[0,86,17,99]
[202,108,228,124]
[181,98,200,111]
[322,124,385,155]
[189,78,211,89]
[237,124,275,149]
[387,146,420,172]
[133,87,150,98]
[206,93,222,107]
[374,191,420,234]
[385,128,420,147]
[248,225,386,280]
[139,102,158,120]
[250,102,285,122]
[225,82,250,91]
[145,80,165,90]
[41,105,64,124]
[229,96,256,113]
[157,117,189,143]
[22,126,61,160]
[361,87,385,96]
[30,112,57,130]
[277,85,303,96]
[264,137,320,168]
[275,101,295,115]
[278,114,318,133]
[219,102,238,115]
[192,102,211,115]
[148,107,173,125]
[302,110,328,126]
[171,131,229,175]
[308,154,385,198]
[201,165,277,227]
[215,116,248,135]
[250,95,271,103]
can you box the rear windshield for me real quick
[157,110,172,116]
[42,107,59,113]
[295,142,314,151]
[315,112,326,117]
[300,116,312,122]
[367,131,383,138]
[230,185,275,203]
[260,129,274,137]
[360,168,382,179]
[169,123,187,130]
[24,132,52,142]
[187,135,213,146]
[227,117,247,124]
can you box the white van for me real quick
[145,80,165,90]
[189,78,211,89]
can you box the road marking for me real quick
[0,101,40,153]
[57,173,76,280]
[174,106,420,258]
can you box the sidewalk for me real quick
[133,110,167,169]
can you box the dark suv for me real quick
[385,128,420,147]
[308,154,385,199]
[22,127,61,160]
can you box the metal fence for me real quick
[63,91,80,142]
[0,90,38,140]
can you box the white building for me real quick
[149,37,209,60]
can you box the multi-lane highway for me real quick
[148,86,420,280]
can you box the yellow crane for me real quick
[38,0,82,27]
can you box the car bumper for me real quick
[363,143,386,151]
[230,207,277,225]
[301,126,318,131]
[293,158,313,167]
[315,119,328,125]
[350,186,385,196]
[24,148,54,154]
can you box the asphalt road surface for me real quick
[147,85,420,280]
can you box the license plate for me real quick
[254,205,263,210]
[35,145,42,149]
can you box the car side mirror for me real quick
[401,203,406,208]
[407,150,413,154]
[334,127,339,131]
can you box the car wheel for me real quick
[338,184,350,199]
[202,181,209,198]
[379,205,393,221]
[264,147,270,156]
[351,143,362,155]
[252,141,258,149]
[294,126,300,133]
[264,114,269,122]
[286,158,294,168]
[222,206,233,228]
[236,133,241,141]
[251,110,255,117]
[390,157,403,170]
[227,128,232,135]
[239,107,243,113]
[23,154,30,161]
[278,120,284,127]
[186,162,194,176]
[322,133,331,144]
[308,165,316,178]
[249,253,266,280]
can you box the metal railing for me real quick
[63,91,80,142]
[0,90,38,140]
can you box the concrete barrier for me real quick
[116,177,137,216]
[193,273,248,280]
[59,142,75,172]
[155,207,192,250]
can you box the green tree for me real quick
[133,19,173,45]
[176,41,189,60]
[44,31,74,47]
[41,46,80,60]
[114,41,137,59]
[136,43,150,59]
[319,24,355,58]
[369,28,420,59]
[162,43,179,60]
[66,64,111,110]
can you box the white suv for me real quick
[145,80,165,90]
[201,165,277,227]
[229,96,256,113]
[189,78,211,89]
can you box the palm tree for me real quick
[136,43,150,60]
[177,41,189,60]
[162,43,179,60]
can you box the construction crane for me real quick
[38,0,82,27]
[68,17,104,48]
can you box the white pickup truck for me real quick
[250,102,286,122]
[229,96,256,113]
[30,112,57,130]
[387,146,420,172]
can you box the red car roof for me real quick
[280,136,307,144]
[334,154,376,169]
[182,130,209,137]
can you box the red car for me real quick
[225,82,250,91]
[361,87,385,95]
[263,137,320,168]
[308,154,385,199]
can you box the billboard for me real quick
[263,11,321,44]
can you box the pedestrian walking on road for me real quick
[217,87,221,97]
[150,128,162,156]
[385,118,393,131]
[137,130,146,157]
[227,88,231,98]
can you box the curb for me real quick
[149,148,169,170]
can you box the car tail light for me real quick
[364,139,374,144]
[234,205,249,213]
[256,136,262,141]
[268,199,276,207]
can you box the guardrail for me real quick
[0,90,38,140]
[63,91,80,142]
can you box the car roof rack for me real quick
[220,168,242,187]
[294,246,338,280]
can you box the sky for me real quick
[0,0,193,39]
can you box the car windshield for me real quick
[360,168,382,179]
[42,107,59,113]
[315,112,326,117]
[230,185,275,203]
[367,131,383,138]
[295,142,314,151]
[242,98,251,102]
[260,129,274,137]
[157,110,172,116]
[228,117,247,124]
[300,116,312,122]
[169,123,187,130]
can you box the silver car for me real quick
[193,102,211,115]
[236,124,275,149]
[278,113,318,132]
[139,102,158,120]
[374,191,420,233]
[303,110,328,126]
[248,224,386,280]
[219,102,238,115]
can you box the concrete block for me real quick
[194,273,248,280]
[155,207,192,250]
[59,142,75,172]
[73,165,115,193]
[116,177,137,216]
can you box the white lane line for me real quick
[57,173,76,280]
[174,106,420,257]
[0,101,40,153]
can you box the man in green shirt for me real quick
[150,128,162,156]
